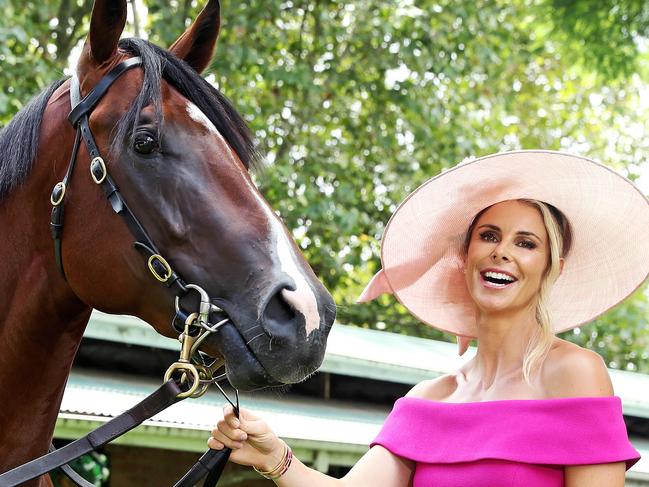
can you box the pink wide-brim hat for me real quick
[358,150,649,345]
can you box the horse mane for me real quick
[115,38,261,171]
[0,79,66,201]
[0,38,261,203]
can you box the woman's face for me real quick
[464,200,550,317]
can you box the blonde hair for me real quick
[462,199,572,386]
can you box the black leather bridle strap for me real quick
[50,56,187,296]
[0,380,184,487]
[76,110,187,295]
[49,58,144,281]
[68,57,143,128]
[50,128,82,279]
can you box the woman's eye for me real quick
[518,240,537,249]
[479,231,497,242]
[134,133,158,154]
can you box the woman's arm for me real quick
[565,462,626,487]
[209,405,414,487]
[275,445,413,487]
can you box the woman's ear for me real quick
[559,257,565,276]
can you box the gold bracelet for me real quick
[254,440,293,480]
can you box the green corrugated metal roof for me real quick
[85,311,649,419]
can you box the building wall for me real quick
[627,476,649,487]
[105,445,273,487]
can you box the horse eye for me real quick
[133,133,158,154]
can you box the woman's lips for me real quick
[480,272,518,289]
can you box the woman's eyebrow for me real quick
[477,224,542,241]
[517,230,542,241]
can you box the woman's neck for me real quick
[469,308,539,389]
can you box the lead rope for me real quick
[172,388,240,487]
[0,380,185,487]
[23,284,239,487]
[170,287,241,487]
[155,284,243,487]
[38,309,239,487]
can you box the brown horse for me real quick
[0,0,335,484]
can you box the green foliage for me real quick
[543,0,649,80]
[2,0,648,372]
[0,0,92,125]
[559,281,649,372]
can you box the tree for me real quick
[2,0,648,373]
[0,0,92,123]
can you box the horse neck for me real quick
[0,81,92,478]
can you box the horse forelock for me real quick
[114,38,262,172]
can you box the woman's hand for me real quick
[208,405,286,471]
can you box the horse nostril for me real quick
[260,287,303,341]
[265,288,295,322]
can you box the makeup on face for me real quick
[464,200,549,311]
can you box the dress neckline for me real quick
[402,395,620,405]
[373,394,639,470]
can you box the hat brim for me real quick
[377,150,649,338]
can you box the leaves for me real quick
[559,282,649,373]
[0,0,91,126]
[2,0,648,373]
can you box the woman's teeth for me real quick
[482,271,517,287]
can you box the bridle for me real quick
[0,57,240,487]
[51,57,188,297]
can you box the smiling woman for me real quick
[462,199,571,386]
[208,150,647,487]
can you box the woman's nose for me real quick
[491,242,511,262]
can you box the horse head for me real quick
[60,0,335,390]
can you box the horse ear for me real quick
[169,0,221,73]
[85,0,128,65]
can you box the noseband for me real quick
[0,57,241,487]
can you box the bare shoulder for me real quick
[543,338,614,398]
[406,373,458,401]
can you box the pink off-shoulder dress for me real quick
[370,396,640,487]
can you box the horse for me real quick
[0,0,336,484]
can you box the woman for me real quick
[208,151,646,486]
